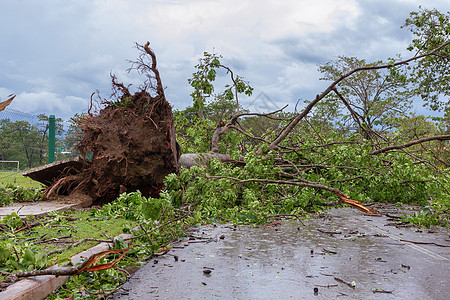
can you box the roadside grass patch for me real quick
[1,191,198,298]
[0,185,44,206]
[0,209,137,283]
[0,171,44,189]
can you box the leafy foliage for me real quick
[318,56,412,133]
[162,130,450,224]
[91,191,173,222]
[403,7,450,113]
[172,44,450,229]
[0,185,43,206]
[188,52,253,117]
[0,239,48,272]
[176,52,254,155]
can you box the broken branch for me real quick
[6,247,132,282]
[263,40,450,153]
[371,135,450,155]
[213,176,377,214]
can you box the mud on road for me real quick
[113,205,450,299]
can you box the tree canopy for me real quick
[403,7,450,113]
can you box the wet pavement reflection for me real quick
[113,207,450,299]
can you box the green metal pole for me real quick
[48,115,56,163]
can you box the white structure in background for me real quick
[246,92,281,114]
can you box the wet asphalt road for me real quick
[112,206,450,299]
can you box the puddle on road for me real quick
[114,208,450,300]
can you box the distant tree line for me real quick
[0,113,75,170]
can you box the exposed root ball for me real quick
[44,43,179,205]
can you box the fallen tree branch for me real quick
[211,105,289,153]
[5,247,132,282]
[211,121,231,153]
[332,87,378,140]
[35,235,72,245]
[263,39,450,153]
[212,176,377,214]
[371,135,450,155]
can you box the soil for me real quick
[44,44,180,205]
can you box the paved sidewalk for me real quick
[0,201,78,218]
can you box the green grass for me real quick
[34,211,136,263]
[0,209,137,282]
[0,171,44,189]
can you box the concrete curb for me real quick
[0,233,133,300]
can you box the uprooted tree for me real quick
[7,8,450,289]
[44,42,180,204]
[41,8,450,217]
[168,7,449,217]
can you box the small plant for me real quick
[0,186,43,206]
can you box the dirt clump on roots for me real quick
[45,42,180,205]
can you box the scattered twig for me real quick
[323,248,338,254]
[130,213,191,240]
[373,233,389,238]
[13,216,81,234]
[385,214,402,219]
[315,284,338,288]
[373,289,393,294]
[138,224,153,244]
[334,276,356,289]
[317,229,342,235]
[266,222,281,226]
[401,264,411,269]
[13,220,52,234]
[16,205,25,215]
[35,235,72,245]
[399,239,450,247]
[45,237,115,257]
[12,245,20,261]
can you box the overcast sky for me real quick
[1,0,449,120]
